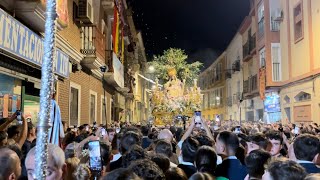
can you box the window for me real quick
[294,2,303,42]
[295,92,311,102]
[271,43,281,81]
[89,90,97,124]
[259,48,266,68]
[258,3,265,36]
[70,82,81,126]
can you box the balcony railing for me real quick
[271,20,280,31]
[227,97,233,107]
[272,62,281,81]
[243,35,256,61]
[244,74,258,96]
[81,25,106,61]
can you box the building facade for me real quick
[199,52,227,121]
[0,0,147,126]
[226,33,245,121]
[278,0,320,124]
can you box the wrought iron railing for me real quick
[80,25,105,60]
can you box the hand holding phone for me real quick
[88,141,102,172]
[194,111,202,128]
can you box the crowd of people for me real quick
[0,111,319,180]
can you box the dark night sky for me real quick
[127,0,250,67]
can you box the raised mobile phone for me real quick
[101,128,106,136]
[194,111,202,128]
[88,140,102,171]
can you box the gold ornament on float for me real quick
[150,68,203,125]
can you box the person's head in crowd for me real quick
[107,128,115,142]
[141,126,149,137]
[129,159,165,180]
[111,133,122,151]
[0,148,21,180]
[293,134,320,162]
[246,133,269,155]
[120,131,142,155]
[215,131,239,157]
[158,129,174,142]
[165,167,188,180]
[189,172,214,180]
[122,145,148,168]
[170,126,177,136]
[0,131,8,147]
[155,139,173,158]
[7,125,20,143]
[181,137,200,163]
[195,146,217,175]
[305,173,320,180]
[266,130,283,157]
[7,145,22,160]
[236,145,246,165]
[245,149,271,179]
[64,142,78,159]
[175,127,184,142]
[262,158,307,180]
[78,125,86,135]
[27,122,36,138]
[65,156,80,180]
[123,126,143,138]
[151,153,170,173]
[25,143,66,180]
[103,168,141,180]
[194,134,214,147]
[62,132,76,148]
[72,164,91,180]
[100,141,112,168]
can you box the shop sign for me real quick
[0,8,69,78]
[264,93,281,112]
[113,52,124,88]
[259,68,266,100]
[294,105,312,122]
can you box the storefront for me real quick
[0,8,69,122]
[280,77,320,124]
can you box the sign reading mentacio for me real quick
[0,8,69,78]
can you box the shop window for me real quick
[70,82,81,126]
[89,90,97,124]
[295,91,311,102]
[294,1,303,42]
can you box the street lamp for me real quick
[100,65,109,128]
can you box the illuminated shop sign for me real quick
[0,8,69,78]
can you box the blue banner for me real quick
[264,94,281,113]
[0,8,69,78]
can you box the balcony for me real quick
[232,60,240,72]
[104,50,127,92]
[271,20,280,31]
[233,92,242,104]
[225,71,232,79]
[243,74,258,98]
[80,25,106,69]
[243,35,256,62]
[227,97,233,107]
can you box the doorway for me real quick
[284,107,291,122]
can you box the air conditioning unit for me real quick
[78,0,94,24]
